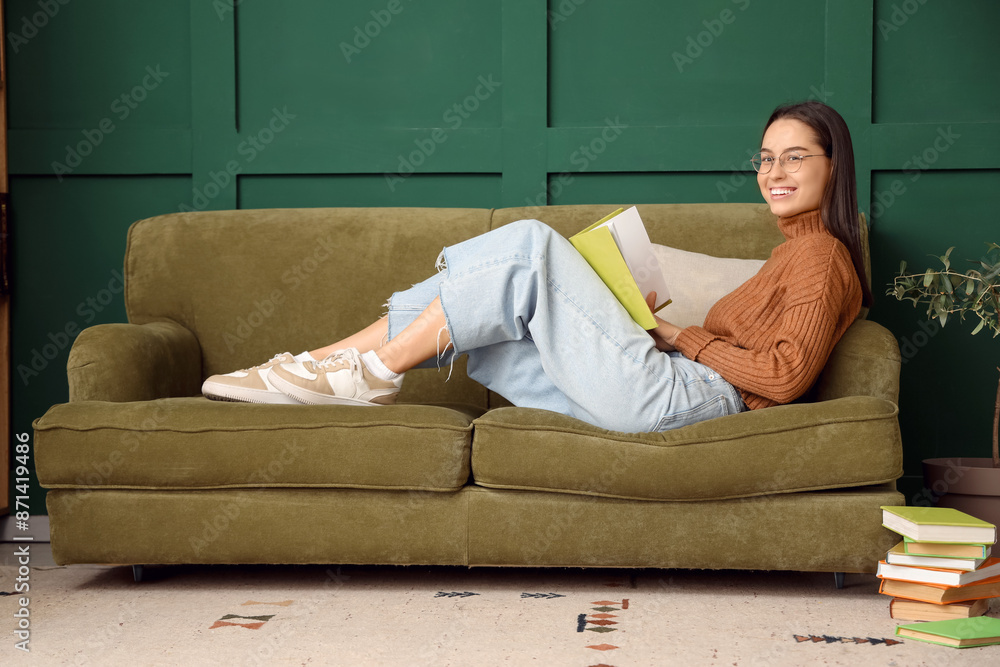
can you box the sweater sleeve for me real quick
[673,241,860,406]
[674,301,842,404]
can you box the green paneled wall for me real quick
[548,0,827,128]
[6,0,1000,512]
[240,175,504,209]
[869,170,1000,489]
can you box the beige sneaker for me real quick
[202,352,307,404]
[269,347,403,406]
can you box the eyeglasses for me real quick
[750,150,827,174]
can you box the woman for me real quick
[203,100,871,432]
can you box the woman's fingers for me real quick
[645,291,657,311]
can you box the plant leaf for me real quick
[941,273,953,293]
[940,248,953,270]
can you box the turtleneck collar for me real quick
[776,209,826,240]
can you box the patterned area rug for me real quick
[1,563,997,665]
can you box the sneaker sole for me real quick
[202,381,302,405]
[268,373,394,406]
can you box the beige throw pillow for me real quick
[651,245,765,328]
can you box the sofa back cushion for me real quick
[125,207,493,406]
[491,203,785,259]
[125,203,844,408]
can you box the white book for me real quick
[877,556,1000,587]
[590,206,671,311]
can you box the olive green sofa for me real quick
[33,203,904,579]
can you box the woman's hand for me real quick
[645,292,682,352]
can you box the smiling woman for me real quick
[201,100,874,432]
[753,133,830,217]
[750,101,874,309]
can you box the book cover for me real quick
[903,538,991,559]
[878,572,1000,604]
[877,557,1000,587]
[887,541,985,571]
[880,506,997,544]
[895,616,1000,648]
[570,206,670,330]
[888,597,989,622]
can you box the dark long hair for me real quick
[763,101,873,306]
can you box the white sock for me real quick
[293,351,315,362]
[361,350,402,380]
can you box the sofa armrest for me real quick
[813,319,901,404]
[67,321,202,402]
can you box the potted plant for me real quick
[888,242,1000,525]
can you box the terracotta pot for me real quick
[923,458,1000,529]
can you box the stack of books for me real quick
[878,505,1000,647]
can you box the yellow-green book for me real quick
[881,506,997,544]
[569,206,671,330]
[895,616,1000,648]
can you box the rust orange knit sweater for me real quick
[673,209,862,410]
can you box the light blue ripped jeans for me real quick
[386,219,747,433]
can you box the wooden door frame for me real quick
[1,0,10,515]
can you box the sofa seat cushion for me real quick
[470,396,902,501]
[34,398,478,491]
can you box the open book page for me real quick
[595,207,671,312]
[570,206,671,330]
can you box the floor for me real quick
[2,546,998,666]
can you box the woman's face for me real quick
[757,118,831,217]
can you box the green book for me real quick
[895,616,1000,648]
[881,506,997,544]
[569,206,671,331]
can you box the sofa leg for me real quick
[833,572,845,589]
[132,565,145,583]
